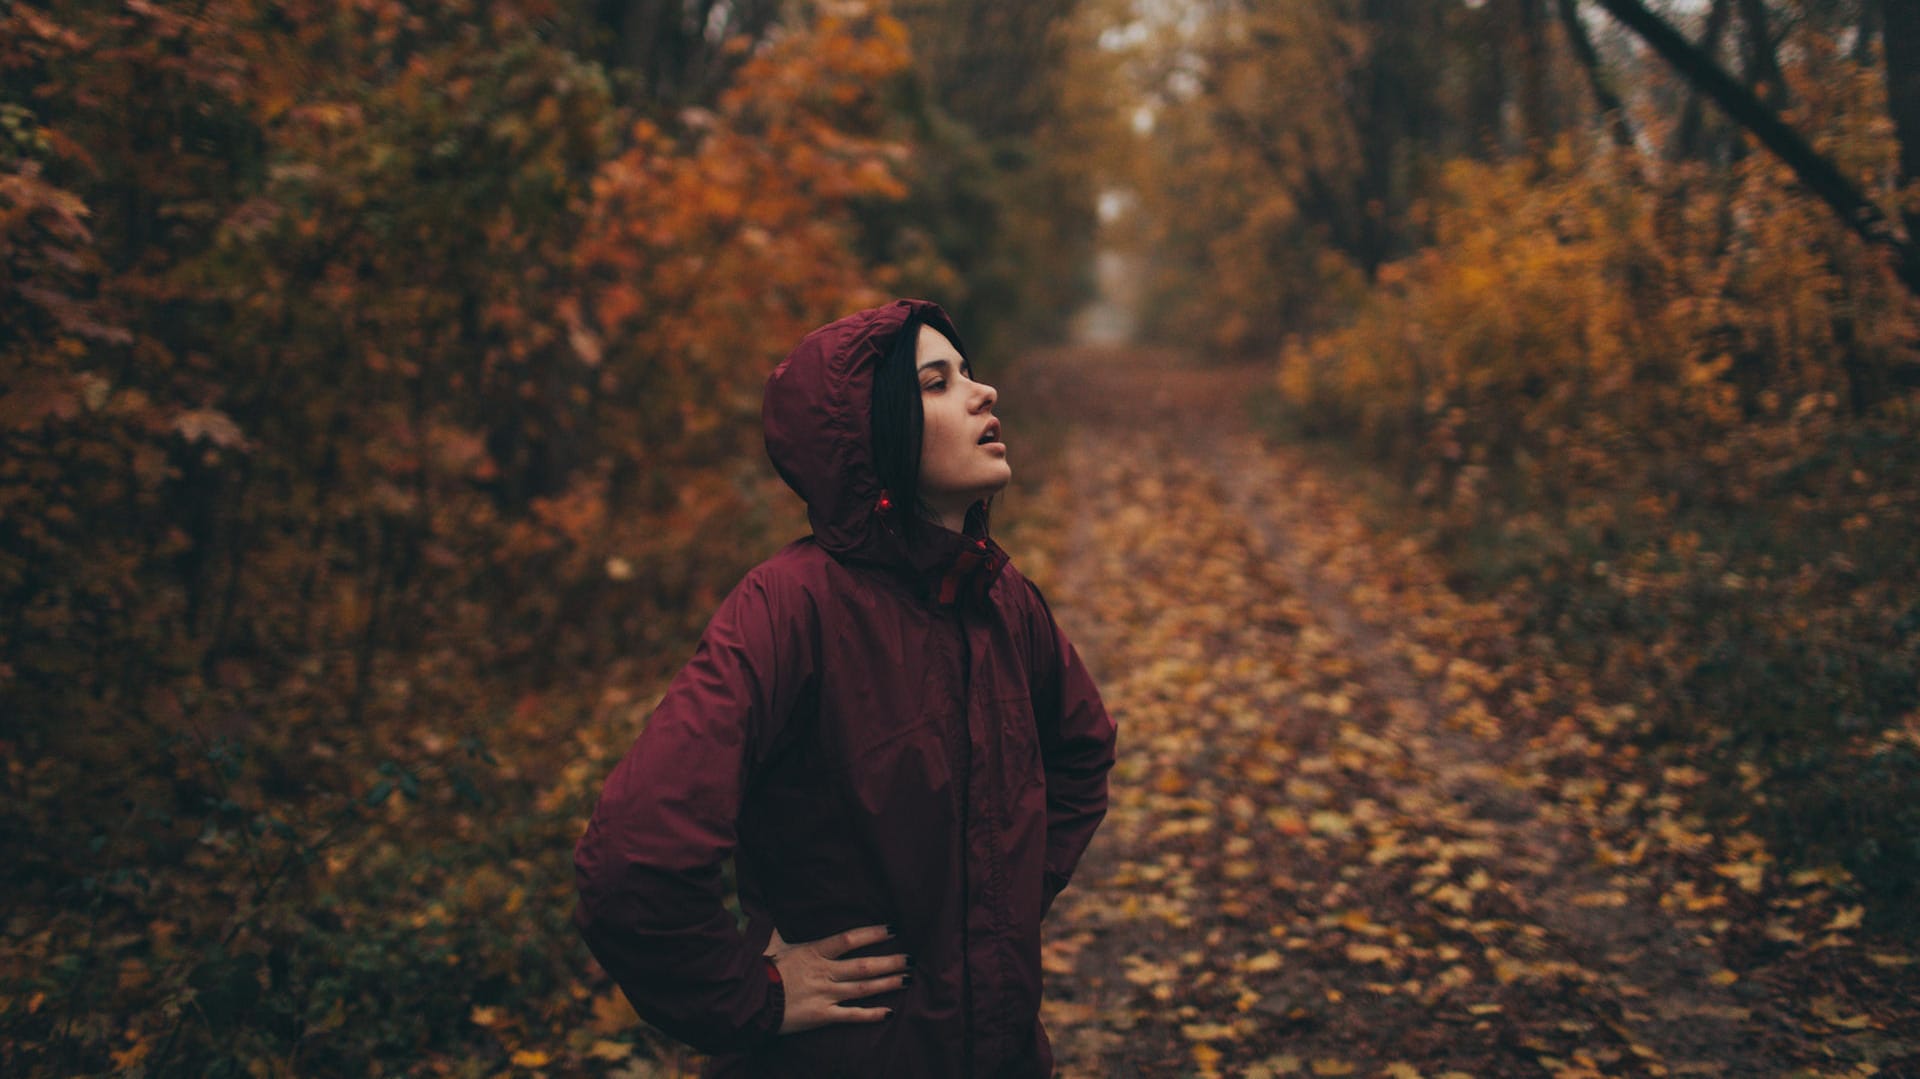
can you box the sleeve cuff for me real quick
[752,955,787,1040]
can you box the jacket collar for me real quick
[865,500,1010,609]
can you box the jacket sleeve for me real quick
[573,568,813,1053]
[1022,577,1116,919]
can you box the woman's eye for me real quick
[923,380,944,392]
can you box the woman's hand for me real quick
[763,924,912,1034]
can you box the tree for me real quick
[1885,0,1920,247]
[1589,0,1920,294]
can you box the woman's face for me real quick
[914,323,1009,527]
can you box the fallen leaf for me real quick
[587,1040,633,1061]
[1825,906,1864,931]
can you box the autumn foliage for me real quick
[1276,132,1920,907]
[1113,3,1920,926]
[10,0,1920,1073]
[0,1,954,1073]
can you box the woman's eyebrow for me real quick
[916,358,957,373]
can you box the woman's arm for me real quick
[576,569,910,1049]
[1022,578,1118,918]
[573,569,829,1051]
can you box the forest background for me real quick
[2,0,1917,1075]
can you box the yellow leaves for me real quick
[1333,909,1391,936]
[172,407,248,449]
[1122,954,1182,988]
[1241,950,1285,973]
[588,990,636,1035]
[1661,765,1708,787]
[1426,882,1477,914]
[1248,1055,1305,1077]
[1014,382,1920,1079]
[1809,995,1877,1031]
[1286,777,1334,805]
[109,1036,152,1071]
[1824,905,1864,932]
[1342,942,1397,967]
[1713,852,1769,893]
[1764,920,1807,944]
[1651,815,1715,856]
[1043,930,1095,976]
[1431,964,1476,993]
[586,1040,633,1061]
[1267,807,1310,836]
[1180,1020,1248,1041]
[1789,865,1854,888]
[509,1049,551,1068]
[1308,809,1354,837]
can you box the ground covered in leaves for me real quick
[1005,349,1920,1079]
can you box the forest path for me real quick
[1003,347,1912,1079]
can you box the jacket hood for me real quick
[763,299,1009,605]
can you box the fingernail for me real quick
[904,953,915,968]
[901,972,915,986]
[885,923,897,936]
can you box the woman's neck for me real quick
[921,498,976,536]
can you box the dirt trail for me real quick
[1004,348,1915,1079]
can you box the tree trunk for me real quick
[1884,0,1920,247]
[1851,2,1879,65]
[1517,0,1555,146]
[1595,0,1920,295]
[1556,0,1635,149]
[1670,0,1734,162]
[1737,0,1787,108]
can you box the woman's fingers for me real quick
[771,925,910,1034]
[828,952,911,980]
[828,973,910,1000]
[820,1003,893,1024]
[812,923,895,959]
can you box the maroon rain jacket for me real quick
[573,299,1116,1077]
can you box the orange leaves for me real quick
[171,407,248,449]
[1012,353,1920,1076]
[3,3,936,1076]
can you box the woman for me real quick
[573,299,1116,1077]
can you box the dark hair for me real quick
[869,314,993,545]
[870,313,930,545]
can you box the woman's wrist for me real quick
[756,954,788,1038]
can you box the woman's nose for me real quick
[974,381,998,411]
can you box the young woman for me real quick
[573,299,1116,1077]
